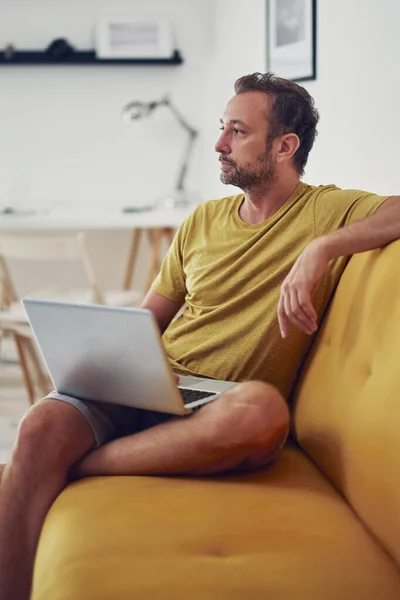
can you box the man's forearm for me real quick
[317,195,400,260]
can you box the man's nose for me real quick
[215,131,231,155]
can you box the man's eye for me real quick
[219,126,245,135]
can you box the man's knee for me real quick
[207,381,289,453]
[242,380,289,439]
[11,399,95,473]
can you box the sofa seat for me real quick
[32,442,400,600]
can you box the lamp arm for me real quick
[161,97,198,137]
[158,97,198,192]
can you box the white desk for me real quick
[0,208,191,231]
[0,207,192,293]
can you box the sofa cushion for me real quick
[293,240,400,566]
[32,443,400,600]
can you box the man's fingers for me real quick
[278,283,318,337]
[278,294,290,338]
[289,288,314,334]
[173,373,180,384]
[297,286,318,323]
[293,289,317,334]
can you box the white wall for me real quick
[303,0,400,194]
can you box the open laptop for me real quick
[22,298,235,415]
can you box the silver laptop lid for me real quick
[22,298,187,415]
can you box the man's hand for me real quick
[278,239,331,338]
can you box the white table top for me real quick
[0,207,193,231]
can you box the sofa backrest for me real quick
[292,240,400,566]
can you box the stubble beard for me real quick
[219,143,275,192]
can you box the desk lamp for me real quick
[122,96,199,209]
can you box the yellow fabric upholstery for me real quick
[32,443,400,600]
[293,240,400,566]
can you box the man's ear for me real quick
[276,133,300,163]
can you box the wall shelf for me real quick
[0,49,183,66]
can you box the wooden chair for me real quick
[0,232,142,404]
[0,270,51,404]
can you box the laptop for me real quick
[22,298,235,415]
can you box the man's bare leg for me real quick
[72,381,289,479]
[0,399,95,600]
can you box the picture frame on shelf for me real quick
[95,16,174,59]
[267,0,316,82]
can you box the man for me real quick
[1,72,400,600]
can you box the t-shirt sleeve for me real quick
[313,186,390,237]
[150,217,190,303]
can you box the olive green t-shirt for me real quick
[151,182,388,399]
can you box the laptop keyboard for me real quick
[179,388,216,406]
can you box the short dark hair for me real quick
[234,72,319,175]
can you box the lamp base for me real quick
[154,189,201,210]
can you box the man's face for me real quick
[215,91,276,191]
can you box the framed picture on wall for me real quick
[267,0,316,82]
[95,16,174,59]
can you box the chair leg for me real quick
[24,339,51,396]
[123,229,142,291]
[12,333,36,406]
[144,228,164,294]
[163,227,176,246]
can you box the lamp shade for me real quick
[122,101,157,123]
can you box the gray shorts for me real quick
[45,391,177,448]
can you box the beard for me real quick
[219,141,275,191]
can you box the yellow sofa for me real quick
[32,242,400,599]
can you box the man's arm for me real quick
[278,195,400,338]
[141,288,183,334]
[313,195,400,258]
